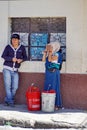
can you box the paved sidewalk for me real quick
[0,104,87,129]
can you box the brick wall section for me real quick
[0,72,87,110]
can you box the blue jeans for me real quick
[3,69,19,104]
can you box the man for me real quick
[1,33,27,107]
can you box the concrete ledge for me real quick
[0,104,87,129]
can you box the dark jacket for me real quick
[1,44,27,69]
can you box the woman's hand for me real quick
[52,55,58,61]
[42,49,47,61]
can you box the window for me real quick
[11,17,66,61]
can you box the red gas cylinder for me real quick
[26,85,41,111]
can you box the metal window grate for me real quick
[11,17,66,61]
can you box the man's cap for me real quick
[11,34,20,40]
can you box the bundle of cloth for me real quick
[46,41,60,54]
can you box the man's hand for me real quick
[12,57,17,63]
[17,59,23,63]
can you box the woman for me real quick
[42,42,62,110]
[1,33,27,107]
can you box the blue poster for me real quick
[30,47,45,60]
[30,33,48,46]
[30,33,48,60]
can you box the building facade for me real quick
[0,0,87,109]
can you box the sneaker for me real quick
[4,102,9,106]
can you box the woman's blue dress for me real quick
[44,51,62,107]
